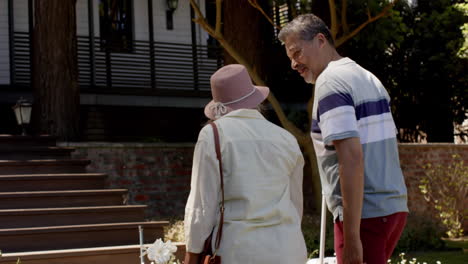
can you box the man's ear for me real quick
[316,33,327,48]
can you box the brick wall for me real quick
[62,142,194,219]
[398,143,468,229]
[62,142,468,221]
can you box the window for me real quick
[205,0,219,59]
[99,0,133,52]
[272,1,291,39]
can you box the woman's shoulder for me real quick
[262,120,301,148]
[197,123,215,142]
[265,120,296,137]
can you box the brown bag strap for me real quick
[209,122,224,251]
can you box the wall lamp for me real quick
[166,0,179,30]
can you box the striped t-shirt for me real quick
[311,57,408,221]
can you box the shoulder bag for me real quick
[199,122,224,264]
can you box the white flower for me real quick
[146,239,178,264]
[306,257,337,264]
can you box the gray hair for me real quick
[278,14,334,46]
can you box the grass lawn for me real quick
[391,250,467,263]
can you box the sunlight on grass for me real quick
[389,250,467,264]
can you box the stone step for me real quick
[0,205,147,228]
[0,243,186,264]
[0,222,168,253]
[0,173,107,191]
[0,159,91,175]
[0,146,75,160]
[0,189,128,209]
[0,135,56,148]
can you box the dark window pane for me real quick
[99,0,133,53]
[205,0,219,59]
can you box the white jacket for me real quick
[184,109,307,264]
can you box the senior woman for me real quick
[184,64,307,264]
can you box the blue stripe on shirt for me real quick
[355,99,390,120]
[311,119,321,133]
[318,93,354,119]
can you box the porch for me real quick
[0,0,223,103]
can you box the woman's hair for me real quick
[278,14,334,46]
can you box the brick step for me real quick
[0,189,128,209]
[0,135,56,148]
[0,146,75,160]
[0,205,147,228]
[0,222,168,253]
[0,159,91,175]
[0,173,106,191]
[0,243,186,264]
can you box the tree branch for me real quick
[215,0,223,36]
[328,0,338,40]
[341,0,349,34]
[335,0,399,47]
[307,96,314,128]
[248,0,282,31]
[189,0,217,37]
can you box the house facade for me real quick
[0,0,222,141]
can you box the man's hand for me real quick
[343,236,363,264]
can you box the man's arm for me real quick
[334,137,364,264]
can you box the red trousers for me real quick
[334,212,408,264]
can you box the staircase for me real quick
[0,135,169,264]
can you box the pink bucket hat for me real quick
[205,64,269,120]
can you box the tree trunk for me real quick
[32,0,79,141]
[223,0,272,80]
[223,0,322,210]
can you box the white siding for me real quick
[153,0,191,43]
[123,0,200,43]
[194,0,208,46]
[75,0,206,43]
[134,0,150,41]
[13,0,28,32]
[76,0,89,36]
[0,0,10,84]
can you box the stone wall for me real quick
[62,142,468,222]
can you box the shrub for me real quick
[394,214,445,253]
[388,252,443,264]
[302,214,335,258]
[419,154,468,238]
[164,220,185,243]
